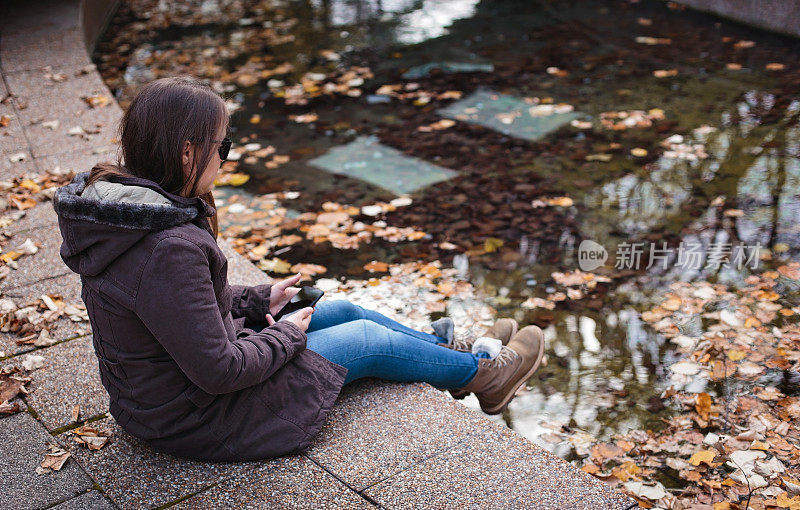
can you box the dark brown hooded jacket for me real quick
[52,170,347,462]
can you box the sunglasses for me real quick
[214,138,232,160]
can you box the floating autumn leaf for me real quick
[630,147,648,157]
[635,36,672,45]
[545,196,574,207]
[483,238,504,253]
[364,261,389,272]
[689,449,718,467]
[290,263,327,277]
[257,257,292,273]
[520,297,555,310]
[214,173,250,187]
[695,392,711,421]
[0,114,11,127]
[546,66,569,77]
[653,69,679,78]
[586,154,612,162]
[591,442,625,461]
[766,63,786,71]
[289,113,318,123]
[417,119,456,132]
[778,263,800,280]
[624,480,667,501]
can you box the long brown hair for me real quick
[87,76,227,238]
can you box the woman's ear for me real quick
[181,140,193,176]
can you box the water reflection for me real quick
[318,0,480,44]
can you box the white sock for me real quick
[472,337,503,359]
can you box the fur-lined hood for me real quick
[52,171,216,277]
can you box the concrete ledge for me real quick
[676,0,800,38]
[0,1,635,508]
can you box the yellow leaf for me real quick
[546,196,574,207]
[688,449,716,466]
[483,238,504,253]
[744,317,761,328]
[727,349,747,361]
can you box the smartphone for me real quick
[273,286,324,321]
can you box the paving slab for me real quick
[1,208,72,289]
[26,106,122,158]
[0,0,81,40]
[309,135,459,195]
[0,102,29,155]
[364,423,635,509]
[0,272,90,358]
[437,89,582,142]
[52,490,118,510]
[5,67,113,118]
[60,416,224,510]
[1,199,59,236]
[35,145,120,177]
[0,410,94,510]
[175,455,374,510]
[0,149,39,181]
[6,335,107,431]
[306,379,491,491]
[0,28,92,75]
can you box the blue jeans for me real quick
[302,300,480,389]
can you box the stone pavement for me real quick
[0,1,637,508]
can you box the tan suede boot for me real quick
[450,325,545,415]
[444,318,518,400]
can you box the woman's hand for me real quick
[268,272,302,317]
[265,307,314,332]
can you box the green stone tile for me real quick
[401,61,494,79]
[309,136,458,195]
[437,89,582,142]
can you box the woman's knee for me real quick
[324,299,365,321]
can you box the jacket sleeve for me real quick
[229,283,272,323]
[134,237,307,395]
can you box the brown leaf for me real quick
[695,392,711,421]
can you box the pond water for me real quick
[95,0,800,456]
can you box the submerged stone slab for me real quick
[402,61,494,79]
[309,136,458,195]
[0,411,94,510]
[437,89,581,142]
[364,423,635,509]
[175,455,372,509]
[13,335,107,431]
[61,416,222,510]
[306,379,490,491]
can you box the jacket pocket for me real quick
[184,385,216,408]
